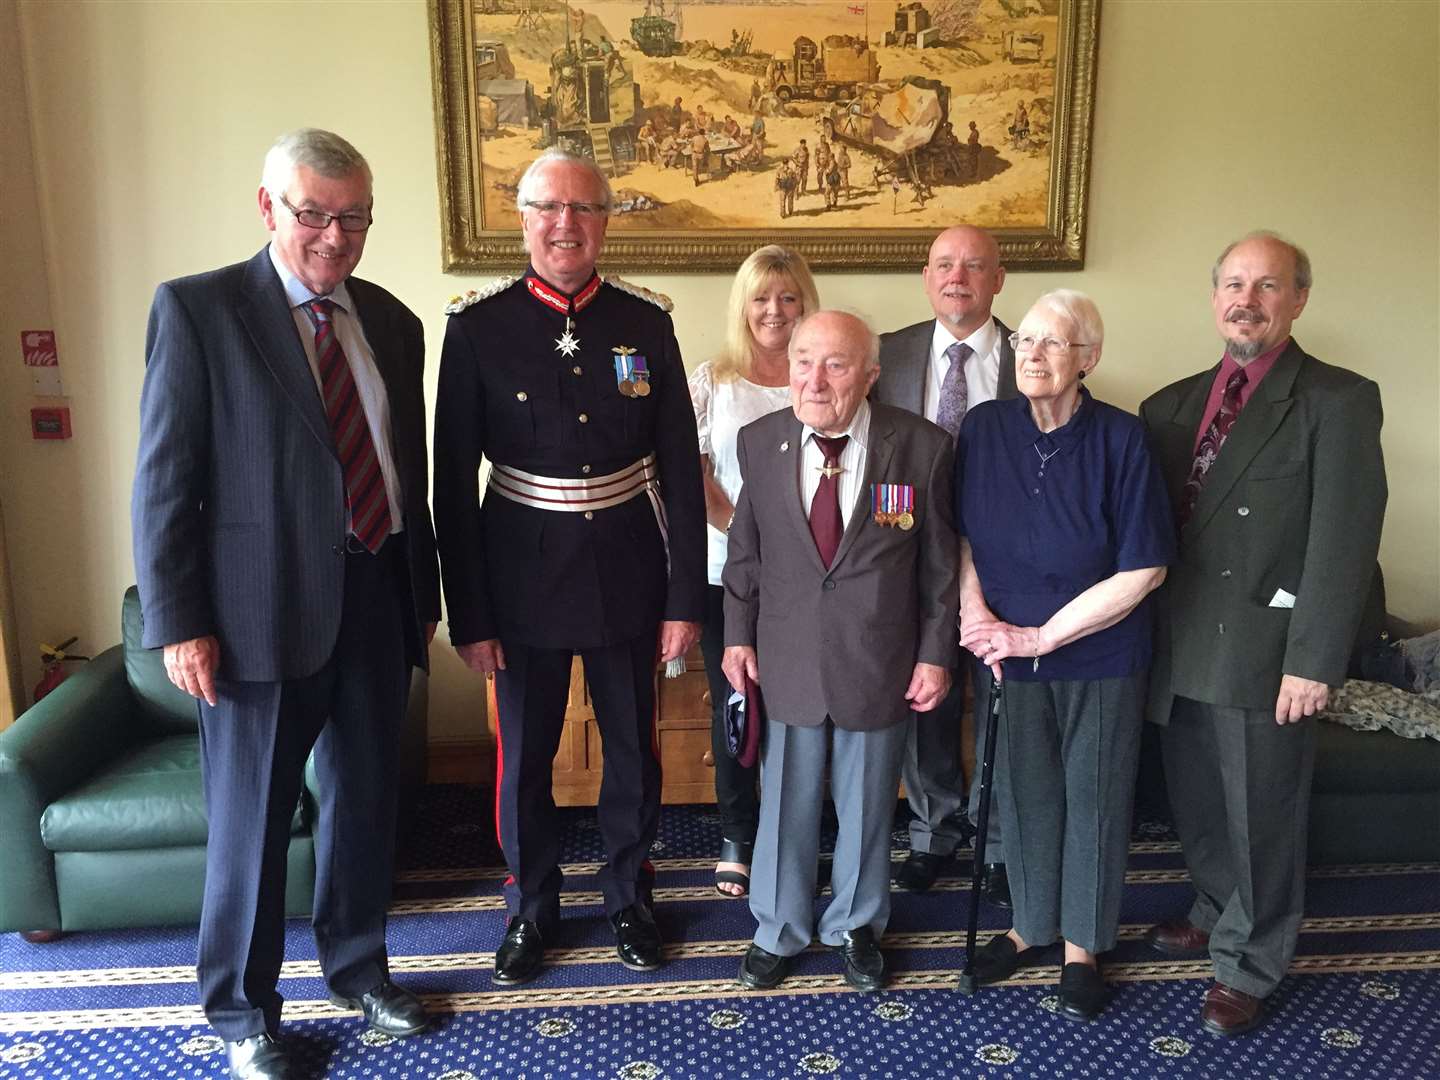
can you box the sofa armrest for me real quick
[0,646,138,931]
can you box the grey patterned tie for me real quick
[936,341,972,440]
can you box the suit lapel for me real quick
[777,414,829,574]
[994,316,1019,400]
[349,279,401,446]
[1184,344,1302,538]
[238,249,334,455]
[830,408,895,570]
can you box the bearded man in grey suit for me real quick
[723,310,958,993]
[1139,232,1386,1037]
[132,129,440,1080]
[871,225,1017,903]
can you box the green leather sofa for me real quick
[0,588,428,938]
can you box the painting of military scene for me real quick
[434,0,1098,270]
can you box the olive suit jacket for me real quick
[1138,339,1386,721]
[722,403,959,732]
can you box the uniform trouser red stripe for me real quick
[492,629,662,923]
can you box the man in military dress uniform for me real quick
[433,149,706,986]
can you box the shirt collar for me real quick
[931,315,999,360]
[1007,384,1094,452]
[268,242,353,313]
[801,397,872,451]
[1221,337,1290,385]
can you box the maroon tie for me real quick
[304,299,392,553]
[1177,368,1248,528]
[809,434,850,568]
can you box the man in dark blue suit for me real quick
[132,129,440,1080]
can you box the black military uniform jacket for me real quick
[434,268,706,650]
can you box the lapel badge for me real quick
[871,483,916,529]
[780,440,790,453]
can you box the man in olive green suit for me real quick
[1139,232,1386,1037]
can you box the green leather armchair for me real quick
[0,587,428,938]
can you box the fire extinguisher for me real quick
[34,637,89,704]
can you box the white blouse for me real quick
[688,360,792,585]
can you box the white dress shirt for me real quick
[924,316,1002,423]
[800,398,872,529]
[268,243,403,532]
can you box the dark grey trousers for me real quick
[749,717,907,957]
[1162,696,1317,998]
[992,671,1144,954]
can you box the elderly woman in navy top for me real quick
[954,289,1175,1020]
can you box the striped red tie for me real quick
[305,299,392,553]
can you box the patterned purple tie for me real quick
[809,434,850,568]
[1177,368,1248,528]
[936,341,972,440]
[304,299,392,553]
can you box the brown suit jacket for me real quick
[722,403,959,731]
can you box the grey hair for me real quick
[1024,288,1105,352]
[1211,230,1312,291]
[789,309,881,370]
[515,148,615,212]
[261,128,372,198]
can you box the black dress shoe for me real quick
[610,903,664,971]
[981,863,1012,909]
[494,917,546,985]
[328,979,429,1038]
[225,1033,293,1080]
[834,927,886,991]
[738,943,792,989]
[895,850,947,892]
[965,933,1028,985]
[1058,962,1111,1021]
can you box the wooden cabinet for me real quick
[488,646,718,806]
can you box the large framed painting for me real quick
[430,0,1100,272]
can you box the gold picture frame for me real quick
[429,0,1100,273]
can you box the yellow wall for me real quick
[2,0,1436,742]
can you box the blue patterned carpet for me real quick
[2,784,1437,1079]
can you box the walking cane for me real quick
[957,671,1003,995]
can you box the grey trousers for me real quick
[993,672,1144,954]
[749,717,908,957]
[1162,696,1317,998]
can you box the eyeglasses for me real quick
[279,193,372,233]
[1008,332,1092,356]
[522,199,609,219]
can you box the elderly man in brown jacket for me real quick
[723,310,958,993]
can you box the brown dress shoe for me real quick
[1201,981,1264,1036]
[1145,918,1210,958]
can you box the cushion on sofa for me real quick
[39,735,307,851]
[1312,720,1440,795]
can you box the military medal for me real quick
[613,347,652,397]
[526,272,601,360]
[632,356,651,396]
[871,483,915,529]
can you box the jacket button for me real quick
[578,413,589,423]
[581,464,592,474]
[516,391,528,402]
[823,580,836,591]
[572,366,583,375]
[332,544,344,556]
[1218,622,1226,634]
[1220,569,1232,578]
[584,511,594,520]
[1237,506,1250,516]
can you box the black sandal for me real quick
[715,838,754,898]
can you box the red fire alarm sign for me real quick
[31,407,72,439]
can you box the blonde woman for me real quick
[688,245,820,897]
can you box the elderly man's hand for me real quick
[457,639,506,676]
[905,662,951,712]
[659,620,701,663]
[164,636,221,707]
[959,617,1040,683]
[1275,674,1328,724]
[721,645,759,694]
